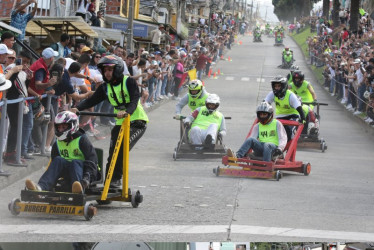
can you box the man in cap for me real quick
[150,24,165,51]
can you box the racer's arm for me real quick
[51,142,59,160]
[276,120,287,151]
[218,116,227,137]
[289,93,306,122]
[79,134,99,182]
[263,92,274,104]
[76,83,107,111]
[175,94,189,115]
[184,107,200,124]
[249,124,259,138]
[307,83,317,100]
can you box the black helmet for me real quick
[271,76,288,99]
[292,70,304,87]
[97,55,124,82]
[256,101,274,125]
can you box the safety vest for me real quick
[284,54,292,63]
[191,106,223,131]
[0,65,3,100]
[188,92,208,111]
[274,90,299,116]
[83,67,91,91]
[56,137,85,161]
[258,119,279,146]
[107,75,149,125]
[290,80,314,105]
[287,74,293,85]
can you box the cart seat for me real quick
[91,148,104,185]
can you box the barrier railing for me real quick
[0,94,52,176]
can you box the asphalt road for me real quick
[1,33,374,242]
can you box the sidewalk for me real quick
[0,36,242,190]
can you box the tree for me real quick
[332,0,341,27]
[322,0,329,20]
[272,0,313,22]
[349,0,360,33]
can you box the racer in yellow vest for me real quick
[264,77,305,141]
[175,79,209,118]
[226,102,287,161]
[289,71,319,135]
[25,111,98,193]
[74,55,148,188]
[184,94,226,146]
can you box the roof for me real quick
[0,21,22,34]
[0,16,98,38]
[91,26,124,41]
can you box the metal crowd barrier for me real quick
[0,94,51,176]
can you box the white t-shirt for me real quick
[65,58,75,70]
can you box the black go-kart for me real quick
[9,112,143,221]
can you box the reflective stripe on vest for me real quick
[107,75,149,125]
[191,106,223,131]
[258,119,279,146]
[274,90,299,116]
[84,67,91,91]
[188,93,208,111]
[290,80,314,104]
[56,137,85,161]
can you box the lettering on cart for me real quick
[49,206,76,214]
[24,204,47,213]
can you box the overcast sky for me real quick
[249,0,279,23]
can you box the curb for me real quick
[289,35,374,136]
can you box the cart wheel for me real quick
[131,190,143,208]
[302,163,311,176]
[9,198,21,216]
[173,148,177,161]
[83,202,97,221]
[321,141,326,152]
[275,170,282,181]
[96,200,112,205]
[213,166,220,177]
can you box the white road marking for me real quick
[256,78,265,82]
[241,77,250,81]
[0,225,373,240]
[225,76,235,81]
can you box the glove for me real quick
[183,120,191,128]
[175,114,181,120]
[217,132,223,141]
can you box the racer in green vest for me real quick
[74,55,149,188]
[184,94,226,147]
[281,47,293,65]
[289,71,319,135]
[226,102,287,161]
[25,111,98,193]
[175,79,209,118]
[264,77,305,141]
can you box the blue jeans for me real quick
[161,77,168,96]
[38,156,84,191]
[358,84,366,112]
[236,137,277,162]
[197,69,203,80]
[147,77,156,102]
[21,107,34,155]
[330,77,335,94]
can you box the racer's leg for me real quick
[236,137,262,158]
[66,160,84,189]
[205,124,218,144]
[262,143,277,162]
[189,126,205,145]
[38,156,70,191]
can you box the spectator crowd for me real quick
[0,4,247,166]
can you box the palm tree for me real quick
[349,0,360,33]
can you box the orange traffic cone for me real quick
[220,55,224,60]
[217,69,221,75]
[213,72,217,79]
[228,56,231,62]
[239,41,242,45]
[208,68,212,78]
[202,80,205,86]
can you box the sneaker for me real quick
[330,92,335,96]
[21,153,34,160]
[204,134,213,145]
[163,95,169,100]
[347,107,355,112]
[45,146,52,153]
[167,93,173,97]
[365,118,373,123]
[72,181,83,194]
[346,104,353,110]
[353,111,362,115]
[226,148,237,158]
[108,121,116,126]
[110,179,122,188]
[158,95,164,100]
[340,99,347,104]
[25,179,42,191]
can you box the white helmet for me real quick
[205,94,220,113]
[54,111,79,141]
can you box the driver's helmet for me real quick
[205,94,220,113]
[285,47,289,51]
[54,111,79,141]
[188,79,204,98]
[256,101,274,125]
[286,51,291,56]
[292,70,304,87]
[97,55,124,82]
[271,76,288,99]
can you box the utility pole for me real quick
[250,0,253,25]
[265,6,267,22]
[127,0,134,52]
